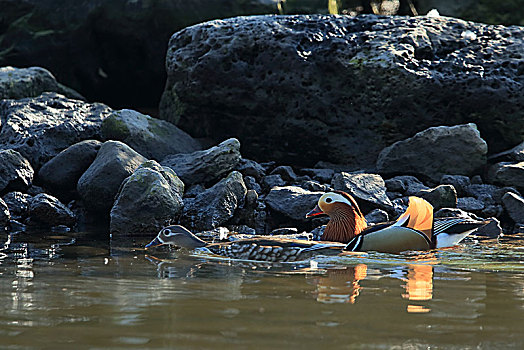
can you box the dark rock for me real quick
[311,225,325,241]
[502,192,524,224]
[244,176,262,194]
[301,180,331,192]
[465,184,498,205]
[457,197,485,212]
[270,227,298,235]
[110,160,184,235]
[386,191,403,200]
[77,141,147,214]
[471,175,483,184]
[160,15,523,167]
[474,218,502,238]
[236,159,266,180]
[492,187,521,204]
[365,209,389,224]
[100,109,201,160]
[265,186,322,222]
[184,184,205,198]
[385,175,428,196]
[481,205,503,219]
[227,225,256,235]
[161,138,241,186]
[28,193,76,227]
[244,190,258,210]
[0,198,10,228]
[300,168,334,183]
[416,185,457,210]
[0,149,34,194]
[270,166,298,182]
[440,175,471,197]
[9,219,26,232]
[180,171,246,231]
[377,124,487,181]
[435,207,477,219]
[488,141,524,162]
[2,192,32,221]
[0,93,112,169]
[487,162,524,191]
[0,66,83,100]
[27,185,45,196]
[331,172,393,213]
[262,174,286,191]
[38,140,101,196]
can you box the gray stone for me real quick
[180,171,246,231]
[101,109,201,161]
[385,175,428,196]
[244,176,262,195]
[265,186,323,222]
[301,180,331,192]
[465,184,498,205]
[237,159,266,180]
[440,175,471,197]
[0,150,34,194]
[365,209,389,224]
[270,227,298,236]
[416,185,457,211]
[2,192,32,221]
[377,124,487,181]
[502,192,524,224]
[0,93,112,169]
[110,160,184,235]
[300,168,334,184]
[28,193,76,227]
[77,141,147,214]
[160,15,523,168]
[161,138,241,186]
[270,166,298,182]
[457,197,485,212]
[471,175,483,184]
[489,141,524,163]
[184,184,205,198]
[331,172,393,213]
[38,140,101,195]
[487,162,524,191]
[0,198,10,228]
[474,218,502,238]
[492,187,521,204]
[262,174,286,191]
[434,207,477,219]
[0,66,83,100]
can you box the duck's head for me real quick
[306,191,367,243]
[145,225,207,249]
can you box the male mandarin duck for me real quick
[306,191,489,253]
[145,225,345,262]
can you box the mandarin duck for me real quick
[145,225,345,262]
[306,191,489,253]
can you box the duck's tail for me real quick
[433,218,491,248]
[393,196,434,241]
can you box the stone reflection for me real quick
[313,264,367,304]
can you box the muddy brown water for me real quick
[0,230,523,349]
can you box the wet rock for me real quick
[377,124,487,181]
[440,175,471,197]
[311,225,325,241]
[2,192,32,221]
[270,166,298,182]
[457,197,485,212]
[0,93,112,169]
[28,193,76,227]
[180,171,246,231]
[38,140,101,196]
[300,168,334,184]
[237,159,266,180]
[331,172,393,213]
[0,198,10,228]
[265,186,323,222]
[385,175,428,196]
[487,162,524,191]
[244,176,262,195]
[161,138,241,186]
[110,160,184,235]
[227,225,256,235]
[230,189,259,228]
[0,66,83,100]
[77,141,147,214]
[0,150,34,194]
[475,218,502,238]
[160,15,523,168]
[365,209,389,224]
[502,192,524,224]
[416,185,457,210]
[101,109,200,160]
[262,174,286,191]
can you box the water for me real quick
[1,231,523,349]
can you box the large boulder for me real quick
[77,141,147,214]
[0,93,112,169]
[265,186,323,221]
[180,171,246,231]
[100,109,201,160]
[0,66,83,100]
[27,193,76,227]
[2,192,32,221]
[161,138,241,186]
[376,124,487,181]
[0,150,34,195]
[487,162,524,191]
[38,140,101,197]
[160,15,524,168]
[110,160,184,235]
[502,192,524,224]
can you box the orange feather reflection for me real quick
[313,264,367,304]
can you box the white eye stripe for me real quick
[320,193,352,206]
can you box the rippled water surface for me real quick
[1,231,523,349]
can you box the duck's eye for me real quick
[325,198,333,203]
[163,228,172,236]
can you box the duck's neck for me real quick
[322,206,368,243]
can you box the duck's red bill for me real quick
[306,205,324,218]
[145,237,162,249]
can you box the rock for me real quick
[184,184,205,198]
[481,205,503,219]
[471,175,483,184]
[331,172,393,213]
[100,109,201,160]
[160,15,523,168]
[262,174,286,191]
[300,168,334,184]
[77,141,147,214]
[487,162,524,191]
[228,225,256,235]
[416,185,457,211]
[385,175,428,196]
[0,198,10,228]
[475,218,502,238]
[236,159,266,180]
[110,160,184,235]
[365,209,389,224]
[244,176,262,194]
[28,193,76,227]
[2,192,32,221]
[488,141,524,162]
[270,227,298,235]
[0,93,112,169]
[311,225,325,241]
[435,207,477,219]
[27,185,45,196]
[265,186,323,222]
[457,197,485,212]
[180,171,246,231]
[301,180,331,192]
[0,150,34,194]
[492,187,521,204]
[502,192,524,224]
[465,184,498,204]
[270,166,298,182]
[440,175,471,197]
[376,123,487,181]
[0,66,83,100]
[161,138,241,186]
[38,140,101,196]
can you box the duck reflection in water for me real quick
[312,264,368,304]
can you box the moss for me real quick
[101,113,131,140]
[147,118,171,138]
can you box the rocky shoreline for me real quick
[1,14,523,242]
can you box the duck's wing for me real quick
[392,196,434,241]
[433,217,490,248]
